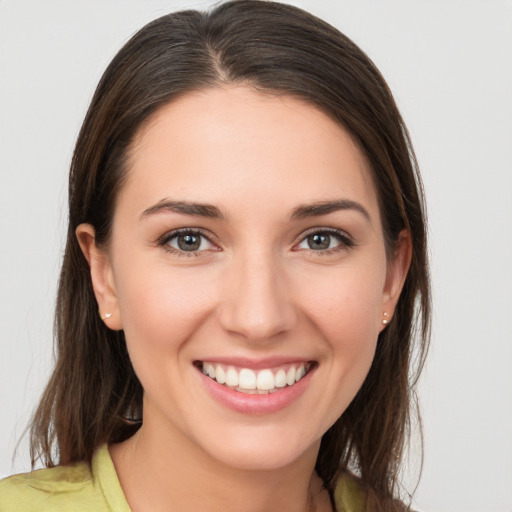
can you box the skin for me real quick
[77,86,410,512]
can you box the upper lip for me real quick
[194,356,315,370]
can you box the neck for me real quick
[110,420,331,512]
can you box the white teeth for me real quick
[256,369,275,391]
[239,369,257,390]
[215,365,226,384]
[236,387,257,394]
[201,362,311,393]
[286,367,296,386]
[204,363,215,378]
[275,369,287,388]
[225,367,239,387]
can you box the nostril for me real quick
[218,308,297,341]
[217,289,297,341]
[216,255,298,340]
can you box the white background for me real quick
[1,1,511,511]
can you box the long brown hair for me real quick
[30,1,430,509]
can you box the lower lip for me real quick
[197,366,314,415]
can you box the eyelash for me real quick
[157,228,217,257]
[157,227,355,257]
[294,227,355,255]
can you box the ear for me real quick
[380,229,412,331]
[76,223,123,330]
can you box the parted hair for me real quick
[30,2,430,510]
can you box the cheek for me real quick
[112,254,216,360]
[294,259,385,409]
[111,262,221,415]
[299,258,386,344]
[314,285,380,383]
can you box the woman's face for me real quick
[80,86,408,471]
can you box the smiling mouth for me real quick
[196,361,315,394]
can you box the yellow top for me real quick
[0,446,129,512]
[0,445,363,511]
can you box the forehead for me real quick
[120,86,379,220]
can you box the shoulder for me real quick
[333,472,366,512]
[333,473,416,512]
[0,462,95,512]
[0,445,127,512]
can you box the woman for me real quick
[0,1,430,511]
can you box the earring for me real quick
[100,312,112,321]
[382,312,390,325]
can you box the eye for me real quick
[159,229,216,255]
[295,229,354,252]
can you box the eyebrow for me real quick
[140,199,225,220]
[291,199,371,222]
[140,198,370,223]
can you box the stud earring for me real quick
[382,312,390,325]
[100,312,112,321]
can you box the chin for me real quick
[195,425,321,473]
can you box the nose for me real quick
[218,250,297,342]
